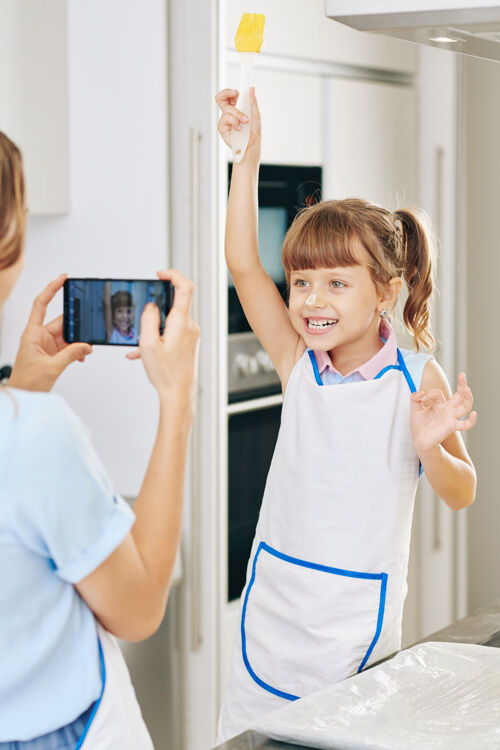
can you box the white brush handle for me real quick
[231,52,255,164]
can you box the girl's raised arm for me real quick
[216,88,303,386]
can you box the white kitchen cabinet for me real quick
[0,0,69,214]
[415,47,464,638]
[225,0,417,74]
[226,65,322,165]
[464,55,500,613]
[323,77,418,208]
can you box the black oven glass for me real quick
[228,164,322,335]
[228,404,282,602]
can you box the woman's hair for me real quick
[111,290,134,312]
[281,198,435,351]
[0,131,26,270]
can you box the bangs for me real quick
[282,203,365,279]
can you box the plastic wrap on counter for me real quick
[251,642,500,749]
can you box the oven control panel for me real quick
[228,332,280,397]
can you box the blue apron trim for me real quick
[308,350,323,386]
[373,364,400,380]
[357,571,388,672]
[241,541,388,701]
[373,350,417,392]
[259,541,386,580]
[396,348,417,393]
[374,351,423,477]
[241,542,299,702]
[308,348,417,392]
[395,349,423,476]
[75,637,106,749]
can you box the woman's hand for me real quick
[127,270,200,415]
[215,86,261,167]
[9,274,93,392]
[410,372,477,455]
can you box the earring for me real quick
[380,310,388,318]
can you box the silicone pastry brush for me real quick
[232,12,265,163]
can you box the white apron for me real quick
[77,624,154,750]
[217,349,420,743]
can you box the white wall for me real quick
[463,55,500,610]
[1,0,168,498]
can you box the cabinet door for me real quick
[0,0,69,214]
[324,77,417,208]
[226,0,417,74]
[226,65,322,165]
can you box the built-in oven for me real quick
[227,164,322,602]
[228,164,322,403]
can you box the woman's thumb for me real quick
[139,303,161,349]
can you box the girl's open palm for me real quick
[410,372,477,454]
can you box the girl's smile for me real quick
[304,316,338,335]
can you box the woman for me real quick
[0,131,199,748]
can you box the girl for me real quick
[215,88,477,742]
[103,284,139,345]
[109,289,138,344]
[0,131,199,748]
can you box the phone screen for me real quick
[63,278,174,345]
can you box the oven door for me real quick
[227,399,282,602]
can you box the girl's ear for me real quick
[377,277,403,314]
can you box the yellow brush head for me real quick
[234,13,265,53]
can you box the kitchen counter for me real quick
[213,599,500,750]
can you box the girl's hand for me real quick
[410,372,477,455]
[127,270,200,414]
[9,274,93,392]
[215,86,261,166]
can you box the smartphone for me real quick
[63,278,174,345]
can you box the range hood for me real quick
[325,1,500,62]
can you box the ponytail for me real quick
[394,208,434,352]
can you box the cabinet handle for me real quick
[227,393,283,415]
[433,146,445,552]
[190,127,203,651]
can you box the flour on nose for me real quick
[306,294,316,307]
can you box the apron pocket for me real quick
[241,541,388,700]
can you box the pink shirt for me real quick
[313,320,397,381]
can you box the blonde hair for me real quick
[281,198,434,351]
[0,131,26,270]
[111,290,134,312]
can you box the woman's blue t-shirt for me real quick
[0,389,135,741]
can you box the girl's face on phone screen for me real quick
[114,306,134,335]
